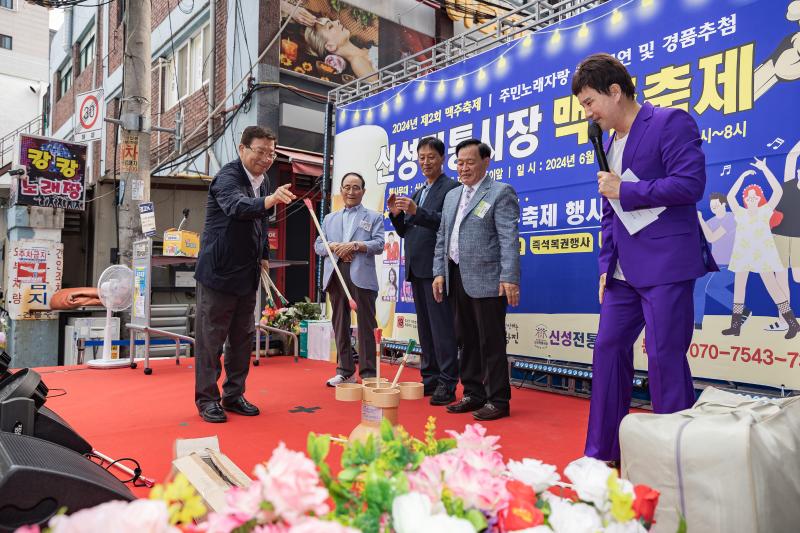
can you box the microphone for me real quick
[587,121,610,173]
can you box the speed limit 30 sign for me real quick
[75,89,104,142]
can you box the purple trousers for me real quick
[585,277,697,462]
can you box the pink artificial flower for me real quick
[447,460,509,514]
[289,518,360,532]
[253,442,330,523]
[409,448,509,515]
[446,423,501,452]
[47,499,176,533]
[14,526,40,533]
[201,512,254,533]
[459,447,506,476]
[223,481,271,523]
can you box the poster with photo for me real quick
[382,230,400,263]
[279,0,434,84]
[381,265,399,302]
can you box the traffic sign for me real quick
[75,89,104,142]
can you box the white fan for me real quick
[87,265,134,369]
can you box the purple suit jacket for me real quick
[600,102,717,288]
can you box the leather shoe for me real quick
[472,402,509,421]
[446,396,485,414]
[199,402,227,423]
[221,396,260,416]
[430,384,456,406]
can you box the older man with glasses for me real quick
[194,126,296,423]
[315,172,384,386]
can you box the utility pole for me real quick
[117,0,152,267]
[257,2,281,135]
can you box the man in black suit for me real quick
[388,137,460,406]
[194,126,295,423]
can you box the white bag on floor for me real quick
[619,387,800,533]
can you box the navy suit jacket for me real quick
[389,173,459,280]
[195,159,272,296]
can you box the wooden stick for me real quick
[93,449,155,487]
[391,339,417,388]
[303,198,357,311]
[260,269,275,308]
[373,328,382,383]
[266,272,289,306]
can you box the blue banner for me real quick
[332,0,800,388]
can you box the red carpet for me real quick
[35,356,592,498]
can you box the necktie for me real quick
[419,185,430,207]
[449,187,475,264]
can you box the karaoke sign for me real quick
[13,133,87,211]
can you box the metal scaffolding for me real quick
[328,0,608,107]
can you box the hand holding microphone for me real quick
[588,121,622,200]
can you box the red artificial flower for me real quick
[632,484,659,526]
[500,499,544,531]
[498,480,543,531]
[506,479,537,503]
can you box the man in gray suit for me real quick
[433,139,520,421]
[315,172,384,386]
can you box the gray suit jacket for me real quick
[433,176,520,298]
[314,204,384,291]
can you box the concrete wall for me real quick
[0,0,49,135]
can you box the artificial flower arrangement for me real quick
[260,299,322,336]
[18,418,668,533]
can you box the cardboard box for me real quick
[171,436,252,512]
[163,228,200,257]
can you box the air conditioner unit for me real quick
[64,317,120,365]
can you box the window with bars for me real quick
[59,65,72,98]
[161,22,211,111]
[0,0,14,10]
[0,34,11,50]
[79,35,94,72]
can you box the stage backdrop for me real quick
[331,0,800,390]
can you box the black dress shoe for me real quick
[430,384,456,406]
[199,402,227,423]
[472,403,510,421]
[221,396,260,416]
[446,396,485,414]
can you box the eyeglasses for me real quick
[342,185,363,192]
[246,146,277,160]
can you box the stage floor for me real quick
[36,356,593,497]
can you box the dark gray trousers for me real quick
[194,281,257,410]
[411,275,459,391]
[328,262,377,379]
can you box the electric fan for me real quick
[87,265,134,369]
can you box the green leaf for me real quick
[338,467,360,484]
[677,514,688,533]
[381,418,395,442]
[465,508,488,531]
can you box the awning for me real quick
[276,146,324,177]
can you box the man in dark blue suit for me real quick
[194,126,295,423]
[388,137,460,406]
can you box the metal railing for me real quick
[329,0,606,107]
[0,115,43,170]
[255,323,299,364]
[126,323,195,375]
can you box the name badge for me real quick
[358,219,372,231]
[473,200,491,219]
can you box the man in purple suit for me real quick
[572,54,717,463]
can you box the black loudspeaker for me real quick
[34,406,92,455]
[0,432,135,532]
[0,364,92,455]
